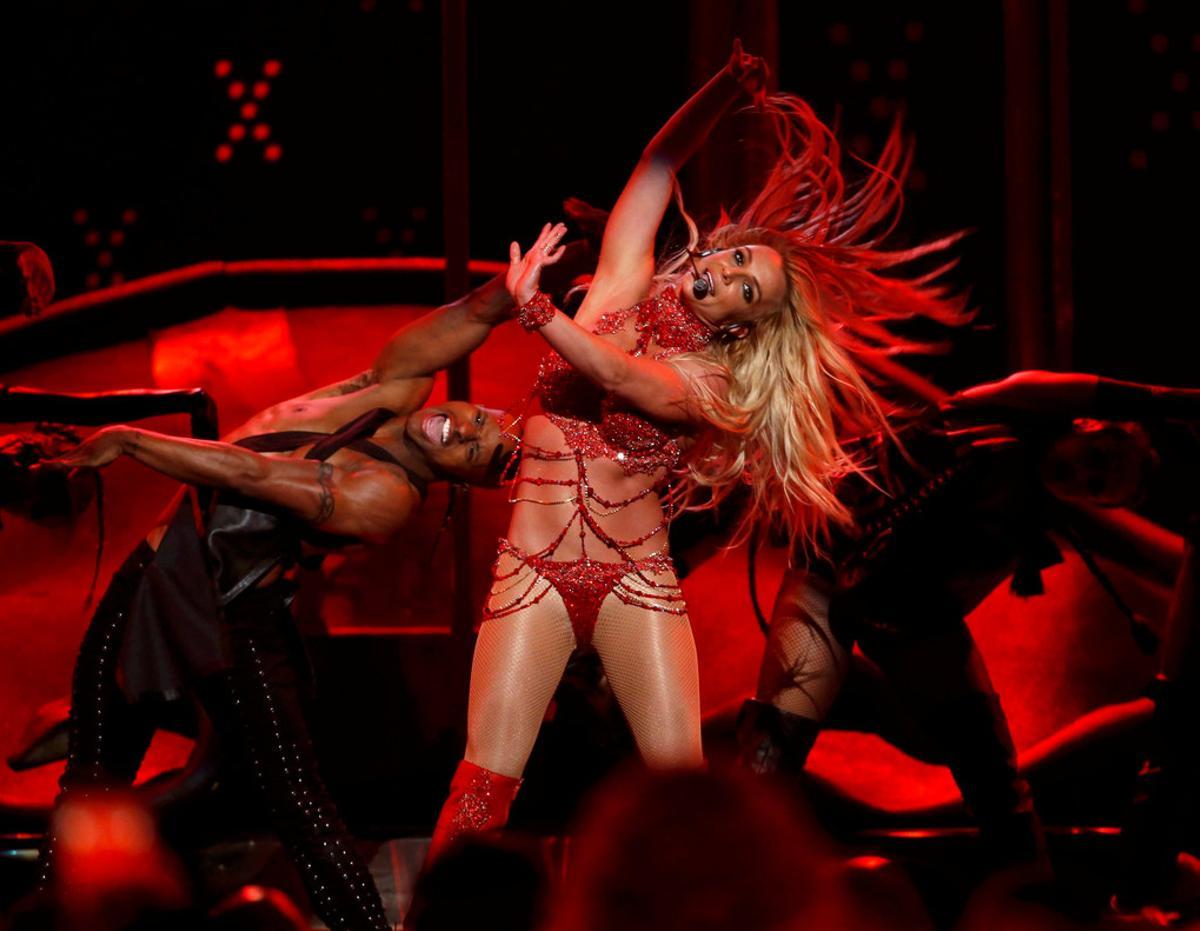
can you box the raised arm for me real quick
[370,273,512,383]
[575,41,767,328]
[508,226,722,425]
[43,427,417,544]
[286,273,512,405]
[537,299,720,423]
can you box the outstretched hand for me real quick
[35,426,128,475]
[507,222,567,307]
[727,38,769,105]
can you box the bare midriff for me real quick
[502,288,713,566]
[483,288,715,644]
[506,413,674,564]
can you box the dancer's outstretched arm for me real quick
[369,273,513,382]
[296,273,513,405]
[40,426,417,543]
[575,40,767,328]
[944,370,1200,421]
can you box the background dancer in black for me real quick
[683,371,1197,868]
[34,273,519,931]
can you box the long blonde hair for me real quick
[663,95,970,552]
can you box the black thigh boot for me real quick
[1116,517,1200,908]
[1114,677,1200,909]
[862,618,1045,869]
[36,544,158,888]
[923,689,1044,867]
[736,698,821,778]
[198,588,390,931]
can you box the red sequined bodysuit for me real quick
[487,288,713,646]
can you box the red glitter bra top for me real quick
[533,288,713,476]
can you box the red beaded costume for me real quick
[428,287,713,862]
[487,287,713,647]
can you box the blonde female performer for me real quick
[429,40,966,856]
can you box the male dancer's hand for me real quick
[36,426,129,472]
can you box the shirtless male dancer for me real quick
[35,272,517,931]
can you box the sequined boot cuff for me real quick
[427,759,523,862]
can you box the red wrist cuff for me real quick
[517,291,556,332]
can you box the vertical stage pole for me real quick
[1048,0,1074,369]
[1004,0,1079,371]
[1003,0,1048,369]
[441,0,473,641]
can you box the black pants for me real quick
[42,545,391,931]
[852,610,1044,867]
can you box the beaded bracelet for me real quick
[516,291,556,332]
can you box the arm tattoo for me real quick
[334,370,377,396]
[314,462,335,524]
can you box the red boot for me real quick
[427,760,522,862]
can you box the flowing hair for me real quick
[659,94,971,553]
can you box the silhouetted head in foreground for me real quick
[545,764,928,931]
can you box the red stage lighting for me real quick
[72,208,89,225]
[214,59,233,79]
[241,102,258,120]
[1151,112,1170,132]
[850,60,871,83]
[122,208,138,225]
[1172,71,1190,93]
[253,123,270,141]
[263,59,282,77]
[1130,149,1148,170]
[904,21,925,43]
[228,124,247,141]
[1150,34,1169,54]
[253,81,270,100]
[888,59,909,81]
[84,230,100,247]
[264,143,282,162]
[109,230,125,246]
[96,250,113,269]
[227,80,246,100]
[216,143,234,163]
